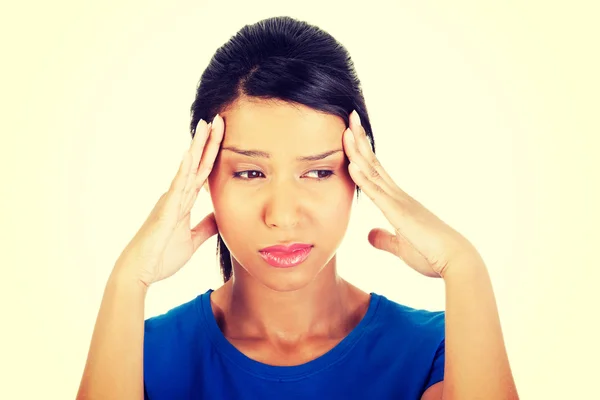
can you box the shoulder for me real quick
[143,292,210,374]
[364,294,445,395]
[144,293,204,340]
[376,293,445,336]
[370,293,445,359]
[143,292,211,397]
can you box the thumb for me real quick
[368,227,399,256]
[191,212,219,251]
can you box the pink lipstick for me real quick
[258,243,313,268]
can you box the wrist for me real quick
[109,264,151,294]
[442,255,487,283]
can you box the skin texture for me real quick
[342,110,518,399]
[205,101,519,399]
[77,95,517,399]
[205,97,371,364]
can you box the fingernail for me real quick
[212,114,219,125]
[345,128,355,143]
[352,110,361,126]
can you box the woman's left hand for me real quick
[342,110,483,278]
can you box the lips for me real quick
[259,243,312,253]
[258,243,313,268]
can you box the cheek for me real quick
[209,190,249,233]
[316,178,355,227]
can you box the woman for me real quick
[77,16,518,400]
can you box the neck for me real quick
[214,256,365,346]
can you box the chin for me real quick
[245,255,330,293]
[259,273,317,292]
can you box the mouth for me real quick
[258,243,313,268]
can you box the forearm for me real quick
[77,265,148,400]
[442,258,519,400]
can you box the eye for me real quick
[232,170,334,181]
[232,170,265,180]
[304,170,334,180]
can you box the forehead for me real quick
[220,97,346,152]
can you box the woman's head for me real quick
[189,16,376,288]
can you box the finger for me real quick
[195,114,224,187]
[190,212,218,251]
[183,115,224,212]
[190,119,210,171]
[348,161,398,218]
[367,227,399,256]
[343,128,397,195]
[169,150,192,194]
[347,111,397,190]
[183,119,211,200]
[369,227,435,275]
[162,150,192,214]
[348,160,425,258]
[184,119,210,188]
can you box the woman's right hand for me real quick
[114,115,224,287]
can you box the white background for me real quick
[1,1,598,399]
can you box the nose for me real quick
[264,180,301,229]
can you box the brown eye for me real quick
[305,170,334,180]
[233,170,265,179]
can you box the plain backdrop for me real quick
[1,1,598,399]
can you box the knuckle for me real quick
[370,156,380,167]
[368,166,380,179]
[156,192,171,209]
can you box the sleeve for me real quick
[423,338,445,391]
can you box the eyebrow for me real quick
[221,146,343,161]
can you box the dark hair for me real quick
[189,16,376,283]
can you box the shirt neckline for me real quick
[196,288,383,381]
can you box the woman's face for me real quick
[207,97,356,292]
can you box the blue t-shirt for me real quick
[144,289,445,399]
